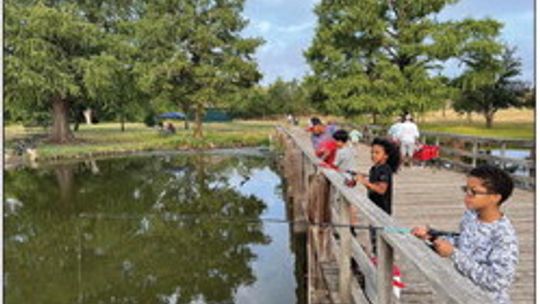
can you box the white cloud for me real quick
[255,20,272,34]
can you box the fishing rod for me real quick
[78,212,412,234]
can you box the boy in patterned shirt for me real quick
[412,165,519,304]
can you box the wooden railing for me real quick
[346,124,535,190]
[276,126,490,304]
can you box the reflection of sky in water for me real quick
[488,149,531,177]
[225,167,296,304]
[5,154,298,303]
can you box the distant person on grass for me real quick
[412,165,518,304]
[356,137,400,255]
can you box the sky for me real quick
[241,0,535,86]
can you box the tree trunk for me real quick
[194,104,203,138]
[182,105,190,130]
[372,112,377,125]
[83,108,92,124]
[466,112,472,124]
[51,97,74,143]
[484,112,494,128]
[55,165,74,206]
[120,113,125,132]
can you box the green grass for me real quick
[419,122,534,140]
[5,121,277,161]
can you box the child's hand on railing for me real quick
[432,239,454,257]
[411,226,430,240]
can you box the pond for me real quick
[484,149,532,177]
[4,150,306,304]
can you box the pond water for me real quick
[484,149,532,176]
[4,150,305,304]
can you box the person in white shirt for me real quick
[387,116,404,142]
[396,114,419,166]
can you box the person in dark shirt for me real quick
[356,137,400,255]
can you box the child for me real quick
[356,137,400,255]
[356,137,400,215]
[315,129,350,169]
[411,165,518,304]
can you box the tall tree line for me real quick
[5,0,262,142]
[304,0,531,126]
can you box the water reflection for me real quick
[5,152,297,303]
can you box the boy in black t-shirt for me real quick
[356,137,401,254]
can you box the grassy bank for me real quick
[419,122,534,140]
[5,120,277,161]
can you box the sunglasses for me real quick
[460,186,494,197]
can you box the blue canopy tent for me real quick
[156,112,186,120]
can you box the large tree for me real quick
[4,1,141,141]
[304,0,501,123]
[5,2,101,142]
[134,0,262,138]
[454,46,527,128]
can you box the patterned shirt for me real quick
[444,210,519,304]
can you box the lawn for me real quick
[5,120,278,161]
[419,122,534,140]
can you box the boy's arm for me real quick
[450,236,518,292]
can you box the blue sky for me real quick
[241,0,534,86]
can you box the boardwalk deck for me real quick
[283,127,535,303]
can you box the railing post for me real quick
[337,193,352,303]
[376,233,394,304]
[529,146,535,179]
[435,136,440,147]
[472,140,478,168]
[499,142,507,170]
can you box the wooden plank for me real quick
[351,237,377,303]
[337,193,352,304]
[278,126,534,304]
[376,235,394,304]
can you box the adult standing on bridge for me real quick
[396,113,419,167]
[307,117,332,150]
[387,115,404,143]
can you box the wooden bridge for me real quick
[275,126,534,304]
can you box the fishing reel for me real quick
[343,170,357,187]
[425,228,460,251]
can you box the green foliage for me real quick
[132,0,263,136]
[5,0,262,138]
[453,46,527,127]
[226,78,309,118]
[305,0,504,122]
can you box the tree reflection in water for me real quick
[4,153,281,303]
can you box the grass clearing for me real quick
[5,120,278,161]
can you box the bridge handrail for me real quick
[344,123,535,189]
[277,125,491,304]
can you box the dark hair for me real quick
[469,165,514,205]
[332,129,349,143]
[371,137,400,173]
[311,117,322,126]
